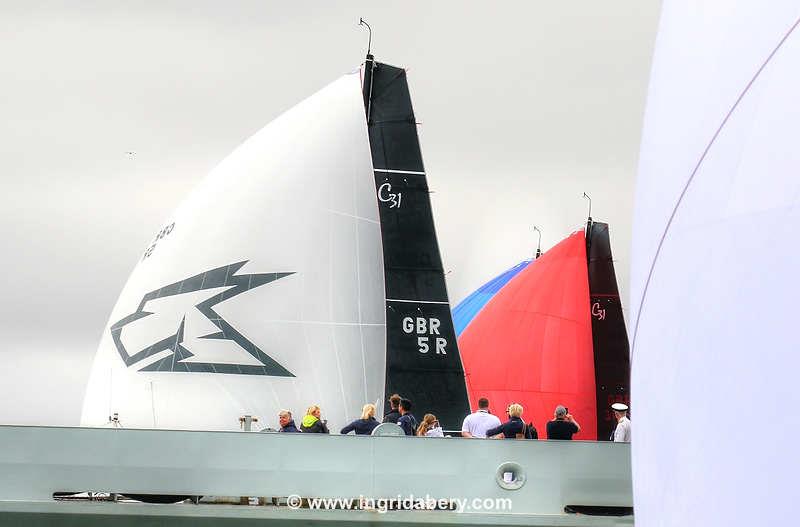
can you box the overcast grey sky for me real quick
[0,1,660,425]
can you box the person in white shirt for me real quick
[611,402,631,442]
[416,414,445,437]
[461,398,502,438]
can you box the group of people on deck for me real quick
[276,395,442,437]
[274,395,630,442]
[459,399,580,440]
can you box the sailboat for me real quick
[454,219,630,440]
[1,37,635,524]
[81,48,469,432]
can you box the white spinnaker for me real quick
[632,2,800,526]
[81,73,386,432]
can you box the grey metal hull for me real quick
[0,501,633,526]
[0,425,633,525]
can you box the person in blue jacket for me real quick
[340,403,380,435]
[397,399,418,436]
[486,403,535,439]
[382,394,402,424]
[277,410,300,433]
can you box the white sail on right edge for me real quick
[631,2,800,526]
[80,72,386,431]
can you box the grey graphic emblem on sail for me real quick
[110,261,295,376]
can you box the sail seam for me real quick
[386,298,449,305]
[324,209,379,224]
[354,164,368,403]
[327,214,349,418]
[630,13,800,362]
[256,320,384,326]
[374,168,426,175]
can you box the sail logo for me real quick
[591,302,606,321]
[378,183,403,209]
[402,317,447,354]
[142,222,175,260]
[110,261,295,376]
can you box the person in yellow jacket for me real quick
[300,405,330,434]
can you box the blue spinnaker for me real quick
[452,260,532,336]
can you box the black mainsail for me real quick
[362,56,470,429]
[586,220,631,440]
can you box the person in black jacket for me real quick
[382,394,402,424]
[397,399,418,436]
[487,403,535,439]
[300,405,330,434]
[278,410,300,433]
[340,404,380,435]
[546,405,580,440]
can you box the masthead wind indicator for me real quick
[583,192,594,254]
[533,225,543,259]
[358,18,372,57]
[359,18,376,121]
[583,192,592,222]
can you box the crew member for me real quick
[383,394,402,424]
[278,410,299,433]
[546,405,580,440]
[340,403,380,435]
[417,414,444,437]
[486,403,533,439]
[461,397,502,438]
[397,399,418,436]
[300,405,330,433]
[611,402,631,442]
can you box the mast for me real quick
[533,225,543,259]
[360,42,470,429]
[583,192,593,256]
[359,19,375,120]
[586,218,631,440]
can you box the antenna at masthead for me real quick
[583,192,592,221]
[533,225,543,259]
[583,192,594,258]
[359,18,373,57]
[359,18,376,122]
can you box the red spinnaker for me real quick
[458,231,597,439]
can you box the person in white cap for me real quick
[611,403,631,442]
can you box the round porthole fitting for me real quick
[496,461,526,490]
